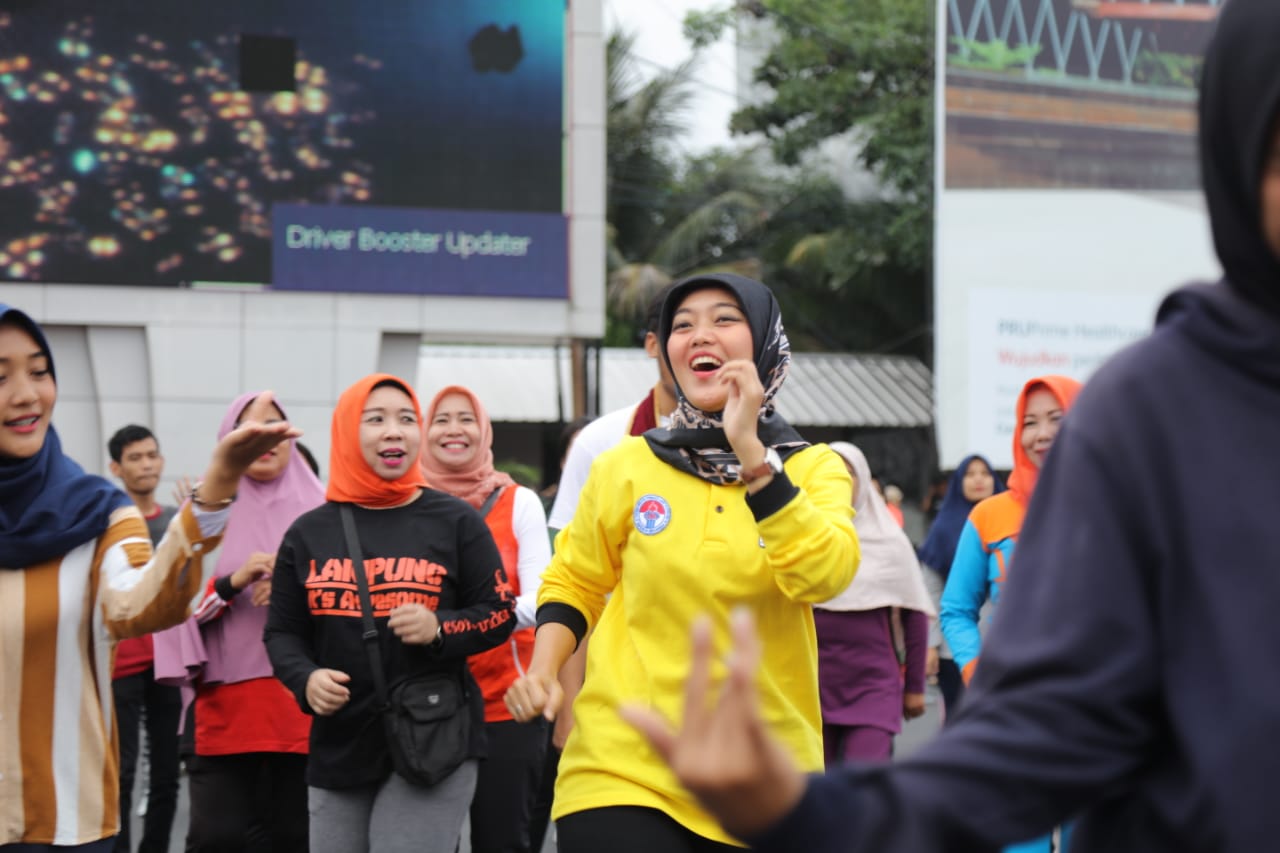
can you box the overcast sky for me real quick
[603,0,740,153]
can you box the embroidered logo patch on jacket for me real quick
[633,494,672,535]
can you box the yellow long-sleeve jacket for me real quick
[540,437,859,846]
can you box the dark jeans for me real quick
[469,719,548,853]
[937,657,965,723]
[113,669,181,853]
[185,752,308,853]
[557,807,740,853]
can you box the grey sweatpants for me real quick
[308,760,478,853]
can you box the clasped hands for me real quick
[305,604,440,717]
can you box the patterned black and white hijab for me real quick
[643,273,809,484]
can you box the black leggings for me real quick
[557,806,740,853]
[526,733,559,852]
[468,718,548,852]
[184,752,308,853]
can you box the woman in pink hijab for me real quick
[154,391,325,852]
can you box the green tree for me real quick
[688,0,935,357]
[605,32,775,345]
[606,30,690,265]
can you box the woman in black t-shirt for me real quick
[265,374,515,853]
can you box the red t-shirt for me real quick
[112,506,169,680]
[113,634,155,679]
[194,677,311,755]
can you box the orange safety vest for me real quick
[467,485,536,722]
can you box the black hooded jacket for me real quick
[749,1,1280,851]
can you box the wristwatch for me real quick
[740,447,783,485]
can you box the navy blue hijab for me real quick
[917,454,1005,576]
[0,304,130,568]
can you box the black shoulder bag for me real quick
[339,504,471,787]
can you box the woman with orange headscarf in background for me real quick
[264,374,515,853]
[940,374,1082,853]
[419,384,552,853]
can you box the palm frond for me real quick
[680,257,765,281]
[606,263,675,322]
[650,190,766,273]
[784,232,834,270]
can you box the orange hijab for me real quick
[326,374,428,508]
[1006,374,1083,505]
[419,385,515,509]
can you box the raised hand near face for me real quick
[717,359,765,455]
[198,391,301,506]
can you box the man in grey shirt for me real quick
[107,424,180,853]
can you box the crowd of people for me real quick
[2,273,966,853]
[4,4,1277,852]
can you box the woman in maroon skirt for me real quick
[812,442,933,765]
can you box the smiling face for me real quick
[238,400,292,482]
[666,286,754,413]
[1020,387,1065,470]
[961,457,995,502]
[0,322,56,460]
[360,383,421,480]
[426,391,482,471]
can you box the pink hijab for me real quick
[153,391,325,687]
[419,385,514,509]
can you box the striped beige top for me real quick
[0,503,222,846]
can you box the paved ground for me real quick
[139,686,944,852]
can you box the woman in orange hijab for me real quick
[939,374,1082,683]
[939,374,1082,853]
[264,374,516,853]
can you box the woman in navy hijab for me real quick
[0,303,297,851]
[916,454,1004,716]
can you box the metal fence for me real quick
[947,0,1220,86]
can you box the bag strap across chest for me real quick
[339,504,391,711]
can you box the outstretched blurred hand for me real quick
[214,391,300,472]
[196,391,301,505]
[618,609,807,841]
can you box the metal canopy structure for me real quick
[418,345,933,428]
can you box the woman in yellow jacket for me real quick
[504,274,859,852]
